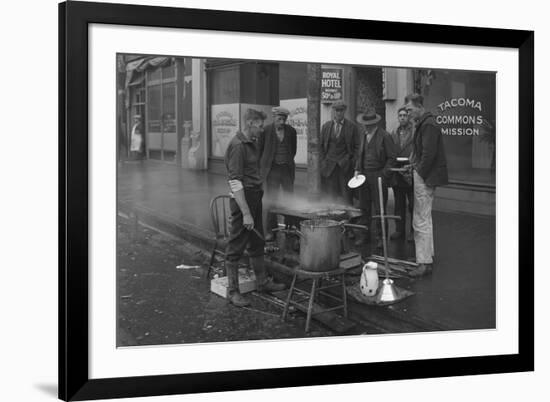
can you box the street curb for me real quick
[117,200,451,333]
[118,200,216,252]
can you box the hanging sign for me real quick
[321,68,343,103]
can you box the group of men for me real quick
[223,93,448,306]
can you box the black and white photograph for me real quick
[2,0,545,401]
[51,1,536,400]
[116,55,497,345]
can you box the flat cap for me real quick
[331,100,347,110]
[272,106,290,116]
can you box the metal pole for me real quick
[306,64,322,199]
[378,176,390,280]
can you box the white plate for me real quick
[348,174,366,188]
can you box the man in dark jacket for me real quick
[224,108,285,307]
[390,107,414,241]
[258,106,297,241]
[320,100,360,205]
[354,108,396,249]
[404,93,448,276]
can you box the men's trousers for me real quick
[321,164,353,205]
[225,188,265,293]
[357,170,388,242]
[412,170,435,264]
[265,164,294,233]
[392,185,414,235]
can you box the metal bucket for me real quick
[297,219,343,272]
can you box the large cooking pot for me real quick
[293,219,367,272]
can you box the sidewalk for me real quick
[118,160,496,332]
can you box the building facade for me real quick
[118,55,496,215]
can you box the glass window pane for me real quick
[420,69,496,186]
[280,62,307,100]
[147,85,161,132]
[162,83,176,133]
[162,62,175,79]
[149,67,161,82]
[240,62,278,104]
[210,67,239,105]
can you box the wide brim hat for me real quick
[356,109,381,126]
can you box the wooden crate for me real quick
[210,271,257,298]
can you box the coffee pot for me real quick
[360,261,379,297]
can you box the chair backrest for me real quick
[210,195,232,239]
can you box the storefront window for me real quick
[145,60,177,162]
[208,61,278,158]
[210,66,240,105]
[418,69,496,186]
[280,62,307,100]
[240,63,278,105]
[148,67,161,82]
[280,62,308,165]
[162,63,175,79]
[147,84,161,132]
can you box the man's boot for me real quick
[226,261,250,307]
[409,263,432,278]
[249,256,286,293]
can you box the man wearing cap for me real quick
[224,108,286,307]
[320,100,360,205]
[404,93,448,277]
[354,108,396,249]
[258,106,297,241]
[390,106,414,241]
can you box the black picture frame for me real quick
[59,1,534,400]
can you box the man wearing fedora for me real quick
[354,108,396,249]
[258,106,297,241]
[404,93,448,277]
[320,100,360,205]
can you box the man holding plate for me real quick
[404,93,448,277]
[353,108,396,249]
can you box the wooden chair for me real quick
[205,195,232,280]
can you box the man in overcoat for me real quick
[404,93,448,276]
[320,100,360,205]
[258,106,297,241]
[353,108,396,249]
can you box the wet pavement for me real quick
[118,160,496,335]
[117,215,349,346]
